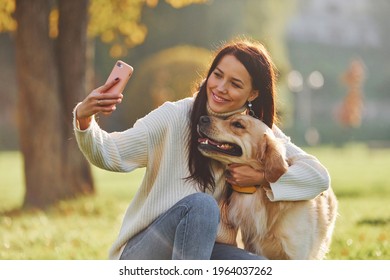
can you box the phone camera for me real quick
[117,61,123,68]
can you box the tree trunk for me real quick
[15,0,94,208]
[57,0,94,196]
[15,0,65,208]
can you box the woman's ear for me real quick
[248,90,259,102]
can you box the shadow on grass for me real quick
[0,195,100,218]
[0,207,32,217]
[357,217,390,227]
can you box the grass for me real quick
[304,144,390,260]
[0,144,389,259]
[0,151,144,259]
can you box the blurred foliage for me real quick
[165,0,207,8]
[0,0,207,57]
[88,0,206,57]
[0,0,16,31]
[48,8,59,38]
[88,0,149,57]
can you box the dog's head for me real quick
[197,115,288,183]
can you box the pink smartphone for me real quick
[105,60,133,94]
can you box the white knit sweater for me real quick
[73,97,330,259]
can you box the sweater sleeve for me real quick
[266,125,330,201]
[73,103,148,172]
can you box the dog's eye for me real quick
[232,121,245,129]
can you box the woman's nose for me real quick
[217,81,228,93]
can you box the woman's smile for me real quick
[210,91,230,103]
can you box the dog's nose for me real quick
[199,116,210,124]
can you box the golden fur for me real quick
[198,115,338,259]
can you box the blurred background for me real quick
[2,0,389,150]
[0,0,389,259]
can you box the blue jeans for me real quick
[119,193,266,260]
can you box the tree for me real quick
[15,0,91,208]
[2,0,206,208]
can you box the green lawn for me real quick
[304,144,390,260]
[0,144,389,259]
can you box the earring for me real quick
[247,101,257,118]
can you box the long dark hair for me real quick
[187,39,278,192]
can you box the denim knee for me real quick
[185,193,220,225]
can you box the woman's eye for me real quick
[214,72,222,78]
[232,121,245,129]
[232,82,242,89]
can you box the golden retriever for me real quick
[197,114,338,259]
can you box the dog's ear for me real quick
[258,133,288,183]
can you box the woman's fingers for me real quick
[77,87,123,120]
[97,77,120,93]
[94,97,122,116]
[93,78,123,110]
[76,78,124,122]
[226,163,265,186]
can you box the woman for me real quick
[73,39,330,260]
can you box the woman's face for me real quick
[206,54,258,113]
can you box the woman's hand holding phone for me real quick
[76,61,133,130]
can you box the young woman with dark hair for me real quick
[187,40,277,193]
[73,39,330,260]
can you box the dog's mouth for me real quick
[197,132,242,157]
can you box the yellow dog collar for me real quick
[230,185,258,194]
